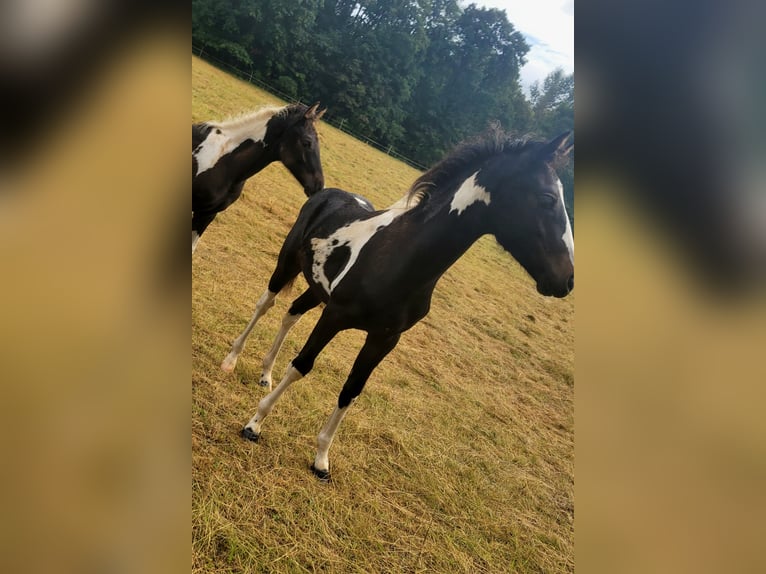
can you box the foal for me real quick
[192,102,325,253]
[223,129,574,480]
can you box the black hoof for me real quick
[310,464,331,482]
[241,427,260,442]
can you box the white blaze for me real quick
[449,172,491,215]
[557,178,574,263]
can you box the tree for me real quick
[530,69,575,227]
[192,0,569,178]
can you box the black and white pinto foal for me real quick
[192,102,326,254]
[222,130,574,480]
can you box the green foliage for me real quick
[192,0,574,215]
[529,68,574,227]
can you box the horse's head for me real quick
[486,132,574,297]
[279,103,326,196]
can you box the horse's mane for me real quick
[406,126,543,207]
[212,103,309,131]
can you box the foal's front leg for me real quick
[311,332,400,481]
[241,311,340,441]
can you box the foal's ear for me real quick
[305,102,321,120]
[315,107,327,121]
[540,131,573,160]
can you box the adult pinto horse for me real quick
[192,102,326,254]
[222,128,574,480]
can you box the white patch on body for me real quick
[557,178,574,263]
[192,230,199,254]
[310,195,418,294]
[193,106,283,176]
[354,196,370,208]
[449,172,491,215]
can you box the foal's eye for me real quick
[541,195,558,210]
[302,140,312,149]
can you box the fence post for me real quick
[248,71,253,83]
[387,145,393,155]
[338,119,345,131]
[198,45,204,57]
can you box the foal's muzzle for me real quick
[537,274,574,298]
[304,177,324,196]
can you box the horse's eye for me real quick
[541,195,558,210]
[302,140,312,149]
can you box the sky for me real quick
[468,0,574,93]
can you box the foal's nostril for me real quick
[567,275,574,291]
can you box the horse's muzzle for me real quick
[537,274,574,298]
[303,174,325,197]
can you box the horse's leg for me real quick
[221,259,301,374]
[311,332,401,481]
[258,289,321,390]
[241,309,341,441]
[191,211,216,254]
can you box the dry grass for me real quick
[192,56,574,573]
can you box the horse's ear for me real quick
[305,102,321,120]
[315,107,327,121]
[540,131,572,160]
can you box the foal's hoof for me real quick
[221,354,238,373]
[241,427,260,442]
[310,464,331,482]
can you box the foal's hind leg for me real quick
[311,332,401,481]
[221,263,300,374]
[258,289,321,390]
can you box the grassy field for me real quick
[192,56,574,573]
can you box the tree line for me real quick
[192,0,573,218]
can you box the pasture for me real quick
[192,55,574,573]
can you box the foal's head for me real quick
[486,132,574,297]
[277,103,326,196]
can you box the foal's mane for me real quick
[406,126,541,206]
[213,103,310,131]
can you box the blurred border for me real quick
[576,0,765,572]
[1,0,764,572]
[0,2,189,573]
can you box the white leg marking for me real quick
[450,171,491,215]
[259,312,302,390]
[556,178,574,263]
[313,405,351,474]
[221,290,277,372]
[192,230,199,254]
[243,365,304,435]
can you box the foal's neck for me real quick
[394,179,489,288]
